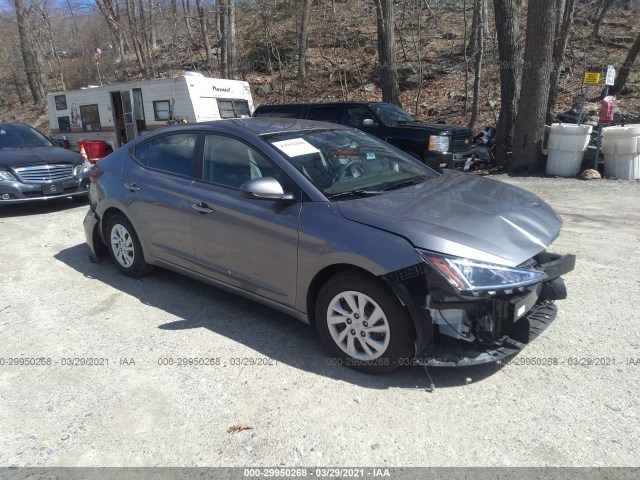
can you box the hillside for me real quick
[0,0,639,134]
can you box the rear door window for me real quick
[133,133,198,177]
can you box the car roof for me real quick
[254,102,386,109]
[174,117,351,136]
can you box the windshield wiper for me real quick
[380,176,429,191]
[326,189,384,200]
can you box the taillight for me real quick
[89,164,104,183]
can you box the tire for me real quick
[315,271,414,373]
[106,214,153,277]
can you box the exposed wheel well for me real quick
[306,264,387,326]
[100,207,126,240]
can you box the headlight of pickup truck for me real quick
[428,135,450,153]
[0,170,16,181]
[419,251,546,292]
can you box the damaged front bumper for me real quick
[384,252,576,367]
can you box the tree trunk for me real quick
[182,0,193,41]
[469,0,484,129]
[374,0,401,106]
[219,0,228,77]
[13,0,45,104]
[546,0,576,123]
[612,32,640,95]
[195,0,212,71]
[492,0,521,166]
[227,0,236,79]
[594,0,615,39]
[125,0,149,75]
[511,0,558,173]
[95,0,127,62]
[298,0,312,84]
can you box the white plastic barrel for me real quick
[601,124,640,180]
[546,123,593,177]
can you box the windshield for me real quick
[262,128,438,198]
[369,103,416,126]
[0,124,53,149]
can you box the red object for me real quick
[84,140,108,160]
[77,140,87,151]
[88,164,104,183]
[600,96,616,123]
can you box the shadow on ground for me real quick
[55,243,503,391]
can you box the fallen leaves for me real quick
[227,424,253,433]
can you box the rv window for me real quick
[58,116,71,132]
[153,100,171,121]
[55,95,67,110]
[79,104,101,131]
[217,99,250,119]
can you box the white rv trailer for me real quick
[46,72,254,154]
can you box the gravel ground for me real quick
[0,175,639,468]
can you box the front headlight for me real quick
[0,170,16,181]
[74,160,92,177]
[419,251,546,292]
[428,135,450,153]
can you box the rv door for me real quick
[121,89,138,142]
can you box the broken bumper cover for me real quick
[385,252,575,367]
[83,208,108,262]
[424,301,557,366]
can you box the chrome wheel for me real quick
[326,290,391,360]
[110,224,134,268]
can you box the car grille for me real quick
[451,131,474,153]
[13,164,74,184]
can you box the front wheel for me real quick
[106,214,153,277]
[315,272,414,373]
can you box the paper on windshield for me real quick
[271,138,320,157]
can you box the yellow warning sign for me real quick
[583,72,601,85]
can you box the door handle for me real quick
[192,202,214,214]
[124,182,140,192]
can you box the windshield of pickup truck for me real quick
[369,103,416,126]
[262,128,437,198]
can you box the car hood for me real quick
[0,147,83,170]
[392,122,473,136]
[337,173,562,267]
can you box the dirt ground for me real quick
[0,174,639,467]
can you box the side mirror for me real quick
[362,118,378,128]
[240,177,294,200]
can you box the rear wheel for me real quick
[106,214,153,277]
[315,272,413,373]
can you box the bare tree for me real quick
[95,0,129,62]
[193,0,212,72]
[219,0,237,78]
[298,0,313,84]
[374,0,401,106]
[546,0,576,123]
[511,0,558,173]
[593,0,615,39]
[492,0,521,166]
[612,31,640,95]
[12,0,46,103]
[469,0,484,129]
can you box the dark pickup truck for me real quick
[253,102,474,169]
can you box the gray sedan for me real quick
[84,118,574,372]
